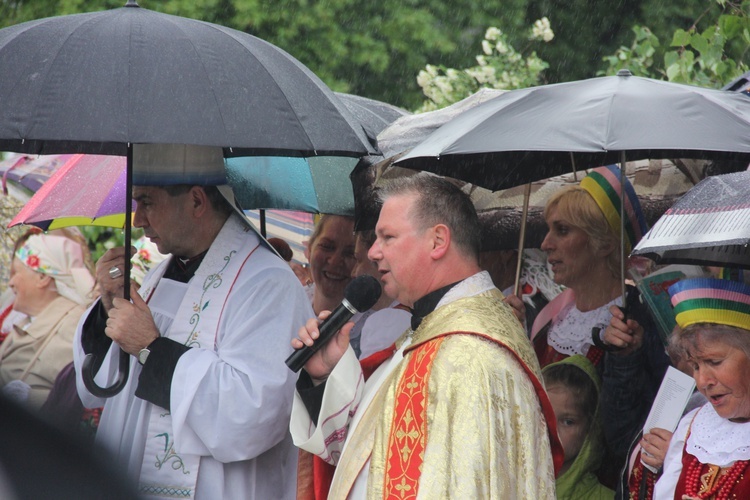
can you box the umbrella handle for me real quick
[81,349,130,397]
[590,304,631,353]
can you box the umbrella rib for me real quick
[159,16,231,146]
[173,18,317,154]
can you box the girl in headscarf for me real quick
[0,233,94,408]
[544,355,613,499]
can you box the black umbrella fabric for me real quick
[335,92,410,139]
[396,70,750,191]
[0,3,375,158]
[632,170,750,269]
[0,2,376,397]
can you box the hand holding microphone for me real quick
[286,275,382,374]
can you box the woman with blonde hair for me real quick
[0,233,94,408]
[518,165,670,479]
[304,215,356,315]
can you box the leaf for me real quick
[690,32,709,54]
[666,62,681,80]
[671,29,691,47]
[664,50,679,68]
[719,14,744,39]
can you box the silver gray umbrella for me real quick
[396,70,750,191]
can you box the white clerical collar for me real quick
[437,271,495,310]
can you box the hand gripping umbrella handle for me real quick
[81,349,130,397]
[80,144,134,398]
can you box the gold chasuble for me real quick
[329,288,562,499]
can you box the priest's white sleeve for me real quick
[290,347,364,465]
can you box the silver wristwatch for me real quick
[138,347,151,365]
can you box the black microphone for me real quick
[286,274,382,373]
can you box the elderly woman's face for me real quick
[688,335,750,421]
[540,205,597,289]
[9,257,48,316]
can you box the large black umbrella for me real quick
[632,170,750,269]
[335,92,410,138]
[0,1,376,397]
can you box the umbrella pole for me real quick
[260,209,267,237]
[620,152,627,306]
[513,183,532,297]
[80,146,133,398]
[570,152,578,182]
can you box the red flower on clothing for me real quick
[26,255,40,269]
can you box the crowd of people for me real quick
[0,143,748,499]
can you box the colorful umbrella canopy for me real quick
[226,155,360,215]
[0,154,74,199]
[9,154,127,230]
[226,94,406,215]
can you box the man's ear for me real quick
[430,224,450,259]
[189,186,209,217]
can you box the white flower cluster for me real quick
[484,27,502,41]
[531,17,554,42]
[417,19,555,111]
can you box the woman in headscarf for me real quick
[0,233,94,409]
[652,277,750,498]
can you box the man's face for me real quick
[132,186,194,257]
[368,194,433,307]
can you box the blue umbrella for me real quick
[226,93,408,220]
[226,155,360,215]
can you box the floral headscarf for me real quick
[15,234,95,306]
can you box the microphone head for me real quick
[343,275,382,312]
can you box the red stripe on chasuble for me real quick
[383,337,445,499]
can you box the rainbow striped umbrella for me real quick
[10,154,128,230]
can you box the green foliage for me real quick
[600,1,749,88]
[80,226,143,262]
[600,26,660,79]
[416,19,554,111]
[0,0,741,111]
